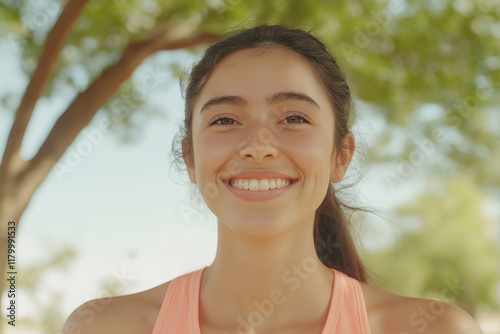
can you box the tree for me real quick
[17,246,77,332]
[366,176,500,316]
[0,0,499,327]
[0,0,222,310]
[8,244,134,332]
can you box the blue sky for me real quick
[0,42,222,320]
[1,36,497,323]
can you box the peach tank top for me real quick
[152,267,371,334]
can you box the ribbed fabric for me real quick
[152,267,371,334]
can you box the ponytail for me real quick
[314,184,367,282]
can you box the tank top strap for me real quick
[152,267,370,334]
[323,268,371,334]
[152,267,206,334]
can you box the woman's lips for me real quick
[224,178,295,201]
[228,178,293,191]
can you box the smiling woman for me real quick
[63,25,483,334]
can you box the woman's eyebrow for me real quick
[200,96,247,113]
[267,91,320,109]
[200,91,320,114]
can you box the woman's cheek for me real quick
[195,134,236,181]
[285,134,330,161]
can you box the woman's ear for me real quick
[182,139,197,184]
[330,131,355,183]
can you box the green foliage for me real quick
[18,245,77,332]
[1,0,498,317]
[1,0,498,179]
[366,176,500,314]
[20,245,76,293]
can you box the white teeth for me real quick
[249,179,259,191]
[259,179,270,191]
[229,178,292,191]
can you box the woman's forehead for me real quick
[194,48,330,110]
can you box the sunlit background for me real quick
[0,0,499,333]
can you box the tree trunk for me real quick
[0,1,220,331]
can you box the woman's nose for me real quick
[238,128,278,163]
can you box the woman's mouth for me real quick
[228,178,293,191]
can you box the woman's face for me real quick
[184,47,352,238]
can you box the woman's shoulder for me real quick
[359,282,483,334]
[62,280,172,334]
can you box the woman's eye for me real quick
[209,113,310,126]
[283,113,310,124]
[209,116,236,126]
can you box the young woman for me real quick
[64,25,483,334]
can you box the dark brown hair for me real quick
[174,24,367,282]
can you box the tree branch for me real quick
[0,0,90,172]
[24,25,220,194]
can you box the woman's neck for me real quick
[199,218,334,333]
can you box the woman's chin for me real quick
[217,213,309,241]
